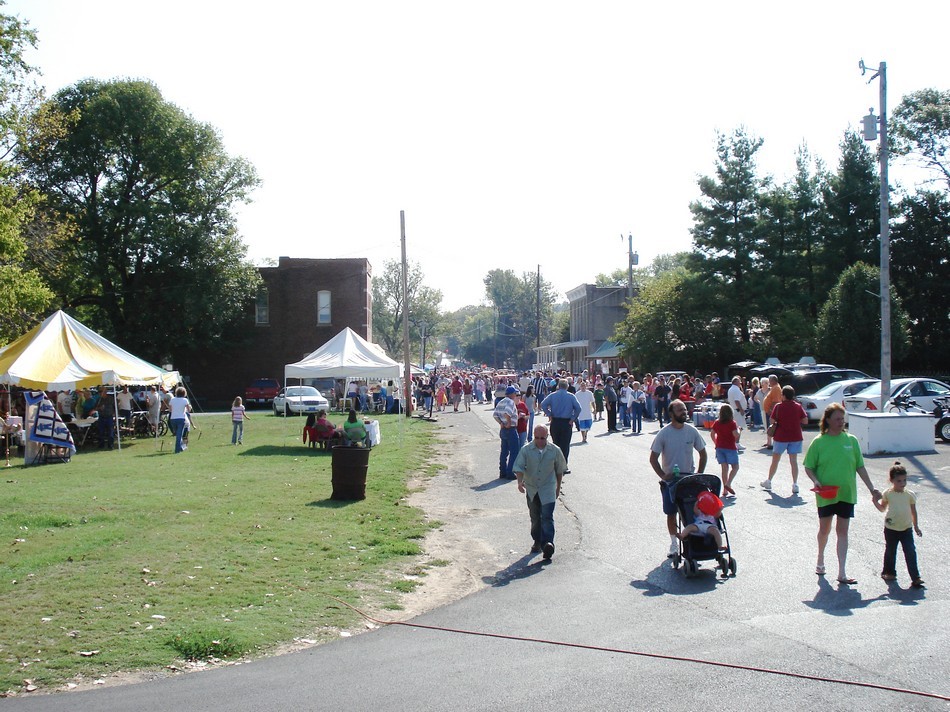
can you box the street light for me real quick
[859,58,891,411]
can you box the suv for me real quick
[751,367,870,397]
[244,378,281,405]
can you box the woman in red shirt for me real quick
[761,386,808,495]
[711,404,740,496]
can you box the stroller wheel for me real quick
[683,559,697,578]
[729,558,738,576]
[672,553,681,569]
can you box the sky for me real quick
[7,1,949,311]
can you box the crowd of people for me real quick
[416,365,925,587]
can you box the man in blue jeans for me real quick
[514,425,566,561]
[493,385,520,479]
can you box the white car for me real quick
[843,378,950,414]
[796,378,879,423]
[273,386,330,416]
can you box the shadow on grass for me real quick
[238,445,329,457]
[307,498,359,508]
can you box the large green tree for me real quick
[820,131,880,288]
[891,88,950,191]
[18,78,260,362]
[814,262,909,374]
[0,8,55,340]
[483,268,558,368]
[689,128,767,343]
[613,266,740,374]
[890,190,950,371]
[371,258,442,363]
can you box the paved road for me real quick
[8,406,949,711]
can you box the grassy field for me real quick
[0,411,442,694]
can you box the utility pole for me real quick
[536,265,541,350]
[860,59,890,411]
[621,233,639,299]
[400,210,412,417]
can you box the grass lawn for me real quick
[0,411,442,694]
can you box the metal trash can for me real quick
[331,446,370,500]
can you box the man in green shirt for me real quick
[514,425,567,561]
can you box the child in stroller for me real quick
[670,473,736,578]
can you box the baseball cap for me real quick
[505,386,519,395]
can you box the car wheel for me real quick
[939,418,950,443]
[285,404,292,417]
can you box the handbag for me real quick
[767,421,777,438]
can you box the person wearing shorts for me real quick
[649,399,708,557]
[803,403,881,585]
[761,386,808,495]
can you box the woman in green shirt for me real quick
[803,403,881,585]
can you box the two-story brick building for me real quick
[534,284,630,375]
[180,257,372,407]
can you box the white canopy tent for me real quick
[285,327,401,381]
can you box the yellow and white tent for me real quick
[0,310,179,390]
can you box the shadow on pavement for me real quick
[483,554,548,587]
[472,478,515,492]
[631,559,729,597]
[803,576,890,615]
[763,492,807,509]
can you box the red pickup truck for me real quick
[244,378,281,405]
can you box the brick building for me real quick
[182,257,372,407]
[534,284,630,374]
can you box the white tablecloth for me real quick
[365,420,381,446]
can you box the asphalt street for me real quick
[6,404,949,711]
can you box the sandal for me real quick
[815,565,825,576]
[837,577,857,585]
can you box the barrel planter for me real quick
[331,446,370,500]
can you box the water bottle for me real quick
[672,464,680,479]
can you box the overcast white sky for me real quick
[9,1,949,310]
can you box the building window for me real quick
[255,290,269,325]
[317,290,331,325]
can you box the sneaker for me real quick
[760,479,771,491]
[542,542,555,560]
[530,542,542,554]
[668,540,679,557]
[791,483,799,494]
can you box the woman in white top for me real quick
[168,386,192,454]
[574,380,596,443]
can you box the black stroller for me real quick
[670,473,737,579]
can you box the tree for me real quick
[890,191,950,371]
[814,263,909,374]
[18,78,260,362]
[891,88,950,192]
[483,268,558,368]
[820,131,879,290]
[0,9,55,340]
[689,128,767,343]
[371,258,442,362]
[613,267,742,374]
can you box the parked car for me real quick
[843,378,950,414]
[796,378,880,423]
[273,386,330,416]
[245,378,281,405]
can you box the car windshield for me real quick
[286,387,319,397]
[852,381,909,399]
[813,380,872,398]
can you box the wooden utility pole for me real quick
[400,210,412,417]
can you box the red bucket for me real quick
[696,490,724,517]
[811,484,840,498]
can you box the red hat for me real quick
[696,491,724,517]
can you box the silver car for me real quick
[273,386,330,417]
[843,378,950,414]
[796,378,879,423]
